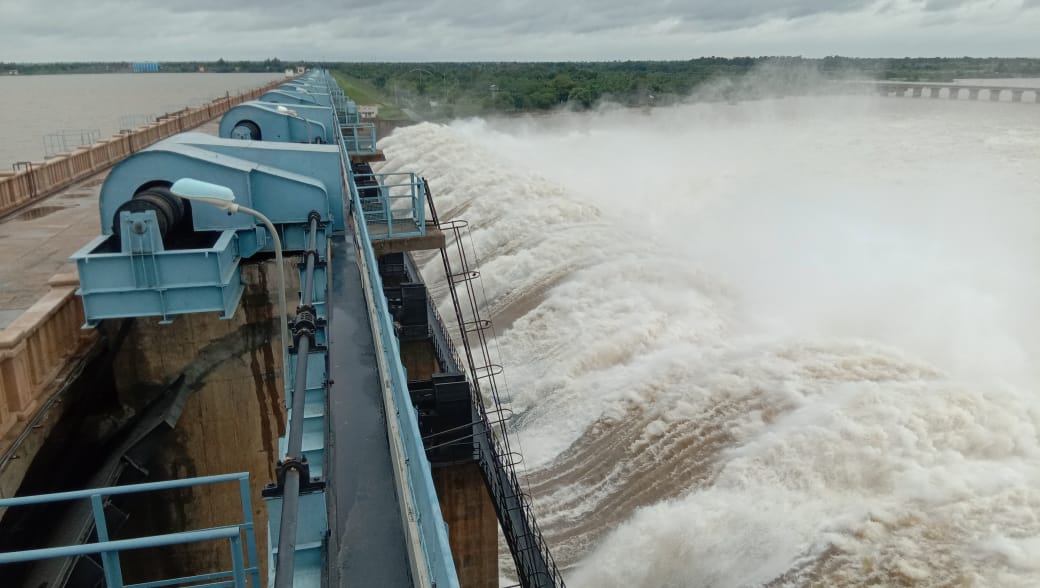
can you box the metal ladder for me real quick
[424,181,566,588]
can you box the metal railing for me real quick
[339,123,377,154]
[327,70,459,588]
[425,184,566,588]
[403,253,464,374]
[0,472,261,588]
[354,171,427,240]
[43,129,101,157]
[118,114,157,132]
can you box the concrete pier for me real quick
[112,260,292,583]
[396,271,500,587]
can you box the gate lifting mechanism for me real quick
[70,132,344,325]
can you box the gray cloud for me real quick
[0,0,1037,60]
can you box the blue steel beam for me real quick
[0,472,261,588]
[0,527,241,564]
[0,472,252,505]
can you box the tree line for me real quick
[333,57,1040,117]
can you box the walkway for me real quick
[325,232,412,586]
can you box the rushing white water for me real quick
[378,94,1040,587]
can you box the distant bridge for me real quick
[846,80,1040,103]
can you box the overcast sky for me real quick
[1,0,1037,62]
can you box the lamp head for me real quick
[171,178,238,212]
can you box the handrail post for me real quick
[383,179,392,238]
[229,534,247,588]
[238,476,261,588]
[90,493,126,588]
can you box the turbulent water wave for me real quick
[378,96,1040,587]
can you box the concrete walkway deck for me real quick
[0,121,220,330]
[325,232,412,586]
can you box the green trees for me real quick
[332,58,1040,117]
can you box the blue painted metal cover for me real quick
[219,101,335,144]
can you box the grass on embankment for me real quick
[332,72,410,120]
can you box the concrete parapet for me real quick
[0,274,96,452]
[0,78,290,220]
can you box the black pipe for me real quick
[285,334,311,458]
[273,469,301,588]
[272,215,320,588]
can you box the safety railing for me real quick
[425,185,566,588]
[353,172,427,240]
[327,70,459,588]
[339,123,378,154]
[0,472,261,588]
[402,253,464,374]
[0,274,96,452]
[43,129,101,158]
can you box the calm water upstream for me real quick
[0,72,285,168]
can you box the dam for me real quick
[0,70,564,588]
[5,67,1040,587]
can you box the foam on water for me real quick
[377,95,1040,586]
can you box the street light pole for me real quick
[170,178,289,381]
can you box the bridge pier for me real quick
[398,337,500,587]
[854,81,1038,105]
[387,249,503,588]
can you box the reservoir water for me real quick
[0,72,284,168]
[379,91,1040,586]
